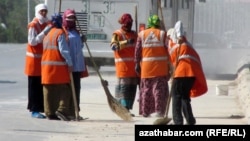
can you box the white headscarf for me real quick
[35,3,48,24]
[174,20,184,38]
[167,28,174,37]
[170,20,184,44]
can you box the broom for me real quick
[153,93,172,125]
[69,73,80,121]
[57,0,80,121]
[153,0,173,125]
[75,18,133,121]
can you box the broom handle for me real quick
[70,73,80,121]
[134,5,138,33]
[164,94,171,117]
[75,18,104,81]
[58,0,79,121]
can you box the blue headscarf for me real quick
[51,13,62,28]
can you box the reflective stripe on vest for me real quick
[115,57,134,62]
[169,43,200,64]
[26,52,42,58]
[41,61,67,65]
[142,56,168,61]
[178,54,200,64]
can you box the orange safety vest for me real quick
[24,18,47,76]
[169,42,208,98]
[113,29,137,77]
[41,28,70,84]
[139,28,170,78]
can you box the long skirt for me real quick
[115,77,139,110]
[139,76,169,117]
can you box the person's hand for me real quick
[135,63,141,76]
[101,79,109,86]
[127,38,135,44]
[43,25,53,35]
[81,35,87,42]
[111,44,119,51]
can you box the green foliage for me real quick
[0,0,37,43]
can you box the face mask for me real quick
[65,21,76,29]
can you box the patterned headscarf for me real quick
[147,15,160,28]
[118,13,133,32]
[63,9,76,30]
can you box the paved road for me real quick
[0,44,247,141]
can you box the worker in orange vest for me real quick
[110,13,139,116]
[168,21,207,125]
[41,13,73,121]
[24,3,52,119]
[135,15,172,117]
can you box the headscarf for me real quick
[147,15,160,28]
[35,3,48,24]
[51,13,62,28]
[118,13,133,32]
[167,28,174,37]
[63,9,77,30]
[170,20,185,44]
[174,20,184,38]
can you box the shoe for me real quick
[68,115,88,121]
[47,115,60,120]
[155,112,164,117]
[130,113,135,117]
[55,111,70,121]
[31,112,46,119]
[142,114,150,117]
[128,111,135,117]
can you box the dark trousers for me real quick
[72,72,81,111]
[171,77,196,125]
[43,84,72,117]
[27,76,44,112]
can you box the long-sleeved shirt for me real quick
[66,30,85,72]
[58,33,73,67]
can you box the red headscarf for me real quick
[118,13,133,32]
[63,9,76,30]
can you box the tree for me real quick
[0,0,37,43]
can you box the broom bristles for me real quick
[153,117,172,125]
[107,96,133,121]
[103,81,133,121]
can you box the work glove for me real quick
[81,35,87,42]
[127,38,135,45]
[135,63,141,76]
[101,79,109,86]
[111,44,119,51]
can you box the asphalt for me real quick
[0,44,248,141]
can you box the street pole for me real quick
[27,0,30,24]
[188,0,195,44]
